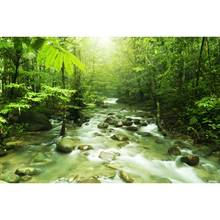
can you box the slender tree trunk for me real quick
[10,61,20,98]
[60,63,66,137]
[12,62,19,83]
[206,38,216,94]
[195,37,206,95]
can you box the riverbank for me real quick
[0,98,219,183]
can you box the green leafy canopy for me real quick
[37,39,85,75]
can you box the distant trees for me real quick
[112,37,220,144]
[0,37,219,144]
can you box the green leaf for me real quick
[54,53,64,72]
[45,47,59,69]
[189,116,198,125]
[68,52,85,71]
[64,53,73,75]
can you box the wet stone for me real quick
[117,141,129,148]
[15,167,41,176]
[114,121,123,127]
[99,151,119,161]
[180,155,200,166]
[126,125,138,131]
[20,175,32,182]
[97,122,109,129]
[105,116,116,124]
[151,175,172,183]
[119,171,134,183]
[78,145,93,151]
[133,119,141,125]
[0,172,20,183]
[4,140,24,150]
[122,120,133,126]
[55,177,73,183]
[108,128,115,133]
[56,136,76,153]
[0,148,7,157]
[75,176,101,183]
[140,120,148,126]
[137,131,153,137]
[111,133,129,141]
[107,113,115,116]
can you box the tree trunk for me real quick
[195,37,206,94]
[60,63,66,137]
[12,62,19,83]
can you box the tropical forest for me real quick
[0,37,219,183]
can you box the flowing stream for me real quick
[1,98,220,183]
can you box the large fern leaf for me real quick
[37,39,85,74]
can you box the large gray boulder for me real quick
[19,111,52,131]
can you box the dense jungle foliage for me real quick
[0,37,219,146]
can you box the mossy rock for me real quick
[117,141,129,148]
[78,144,93,151]
[180,155,200,166]
[0,148,7,157]
[114,121,123,127]
[119,171,134,183]
[4,139,24,150]
[0,172,20,183]
[111,133,129,141]
[150,175,172,183]
[133,119,141,125]
[20,175,32,182]
[126,125,138,131]
[15,167,41,176]
[140,120,148,126]
[32,152,53,164]
[137,131,153,137]
[19,111,52,131]
[104,116,117,125]
[97,122,109,129]
[122,120,133,126]
[74,175,101,183]
[98,151,119,161]
[56,136,76,153]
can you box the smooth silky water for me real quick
[1,98,220,183]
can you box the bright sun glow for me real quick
[96,37,113,48]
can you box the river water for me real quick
[1,98,220,183]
